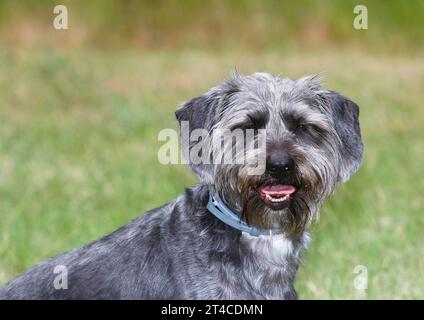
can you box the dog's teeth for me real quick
[265,194,289,203]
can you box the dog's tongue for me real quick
[259,184,296,196]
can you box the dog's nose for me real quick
[266,152,294,175]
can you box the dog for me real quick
[0,72,363,299]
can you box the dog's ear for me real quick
[175,82,239,182]
[175,94,218,133]
[327,92,363,182]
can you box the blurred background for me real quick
[0,0,423,299]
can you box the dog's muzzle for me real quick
[254,151,297,210]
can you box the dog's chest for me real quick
[241,232,296,264]
[217,232,305,299]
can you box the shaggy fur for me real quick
[0,72,363,299]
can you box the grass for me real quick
[1,1,424,52]
[0,47,423,299]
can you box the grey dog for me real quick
[0,72,363,299]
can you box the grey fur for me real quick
[0,72,362,300]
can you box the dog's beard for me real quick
[239,176,315,237]
[215,163,327,237]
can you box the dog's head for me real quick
[176,72,363,236]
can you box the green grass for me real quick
[1,0,423,52]
[0,48,423,299]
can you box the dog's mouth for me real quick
[256,184,296,209]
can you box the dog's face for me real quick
[176,72,363,237]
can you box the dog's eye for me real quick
[237,120,255,130]
[298,124,307,131]
[246,115,258,128]
[295,123,326,145]
[294,123,308,133]
[296,123,321,135]
[240,115,265,130]
[284,115,302,132]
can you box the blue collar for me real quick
[207,191,283,237]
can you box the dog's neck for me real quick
[241,231,306,264]
[207,189,284,237]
